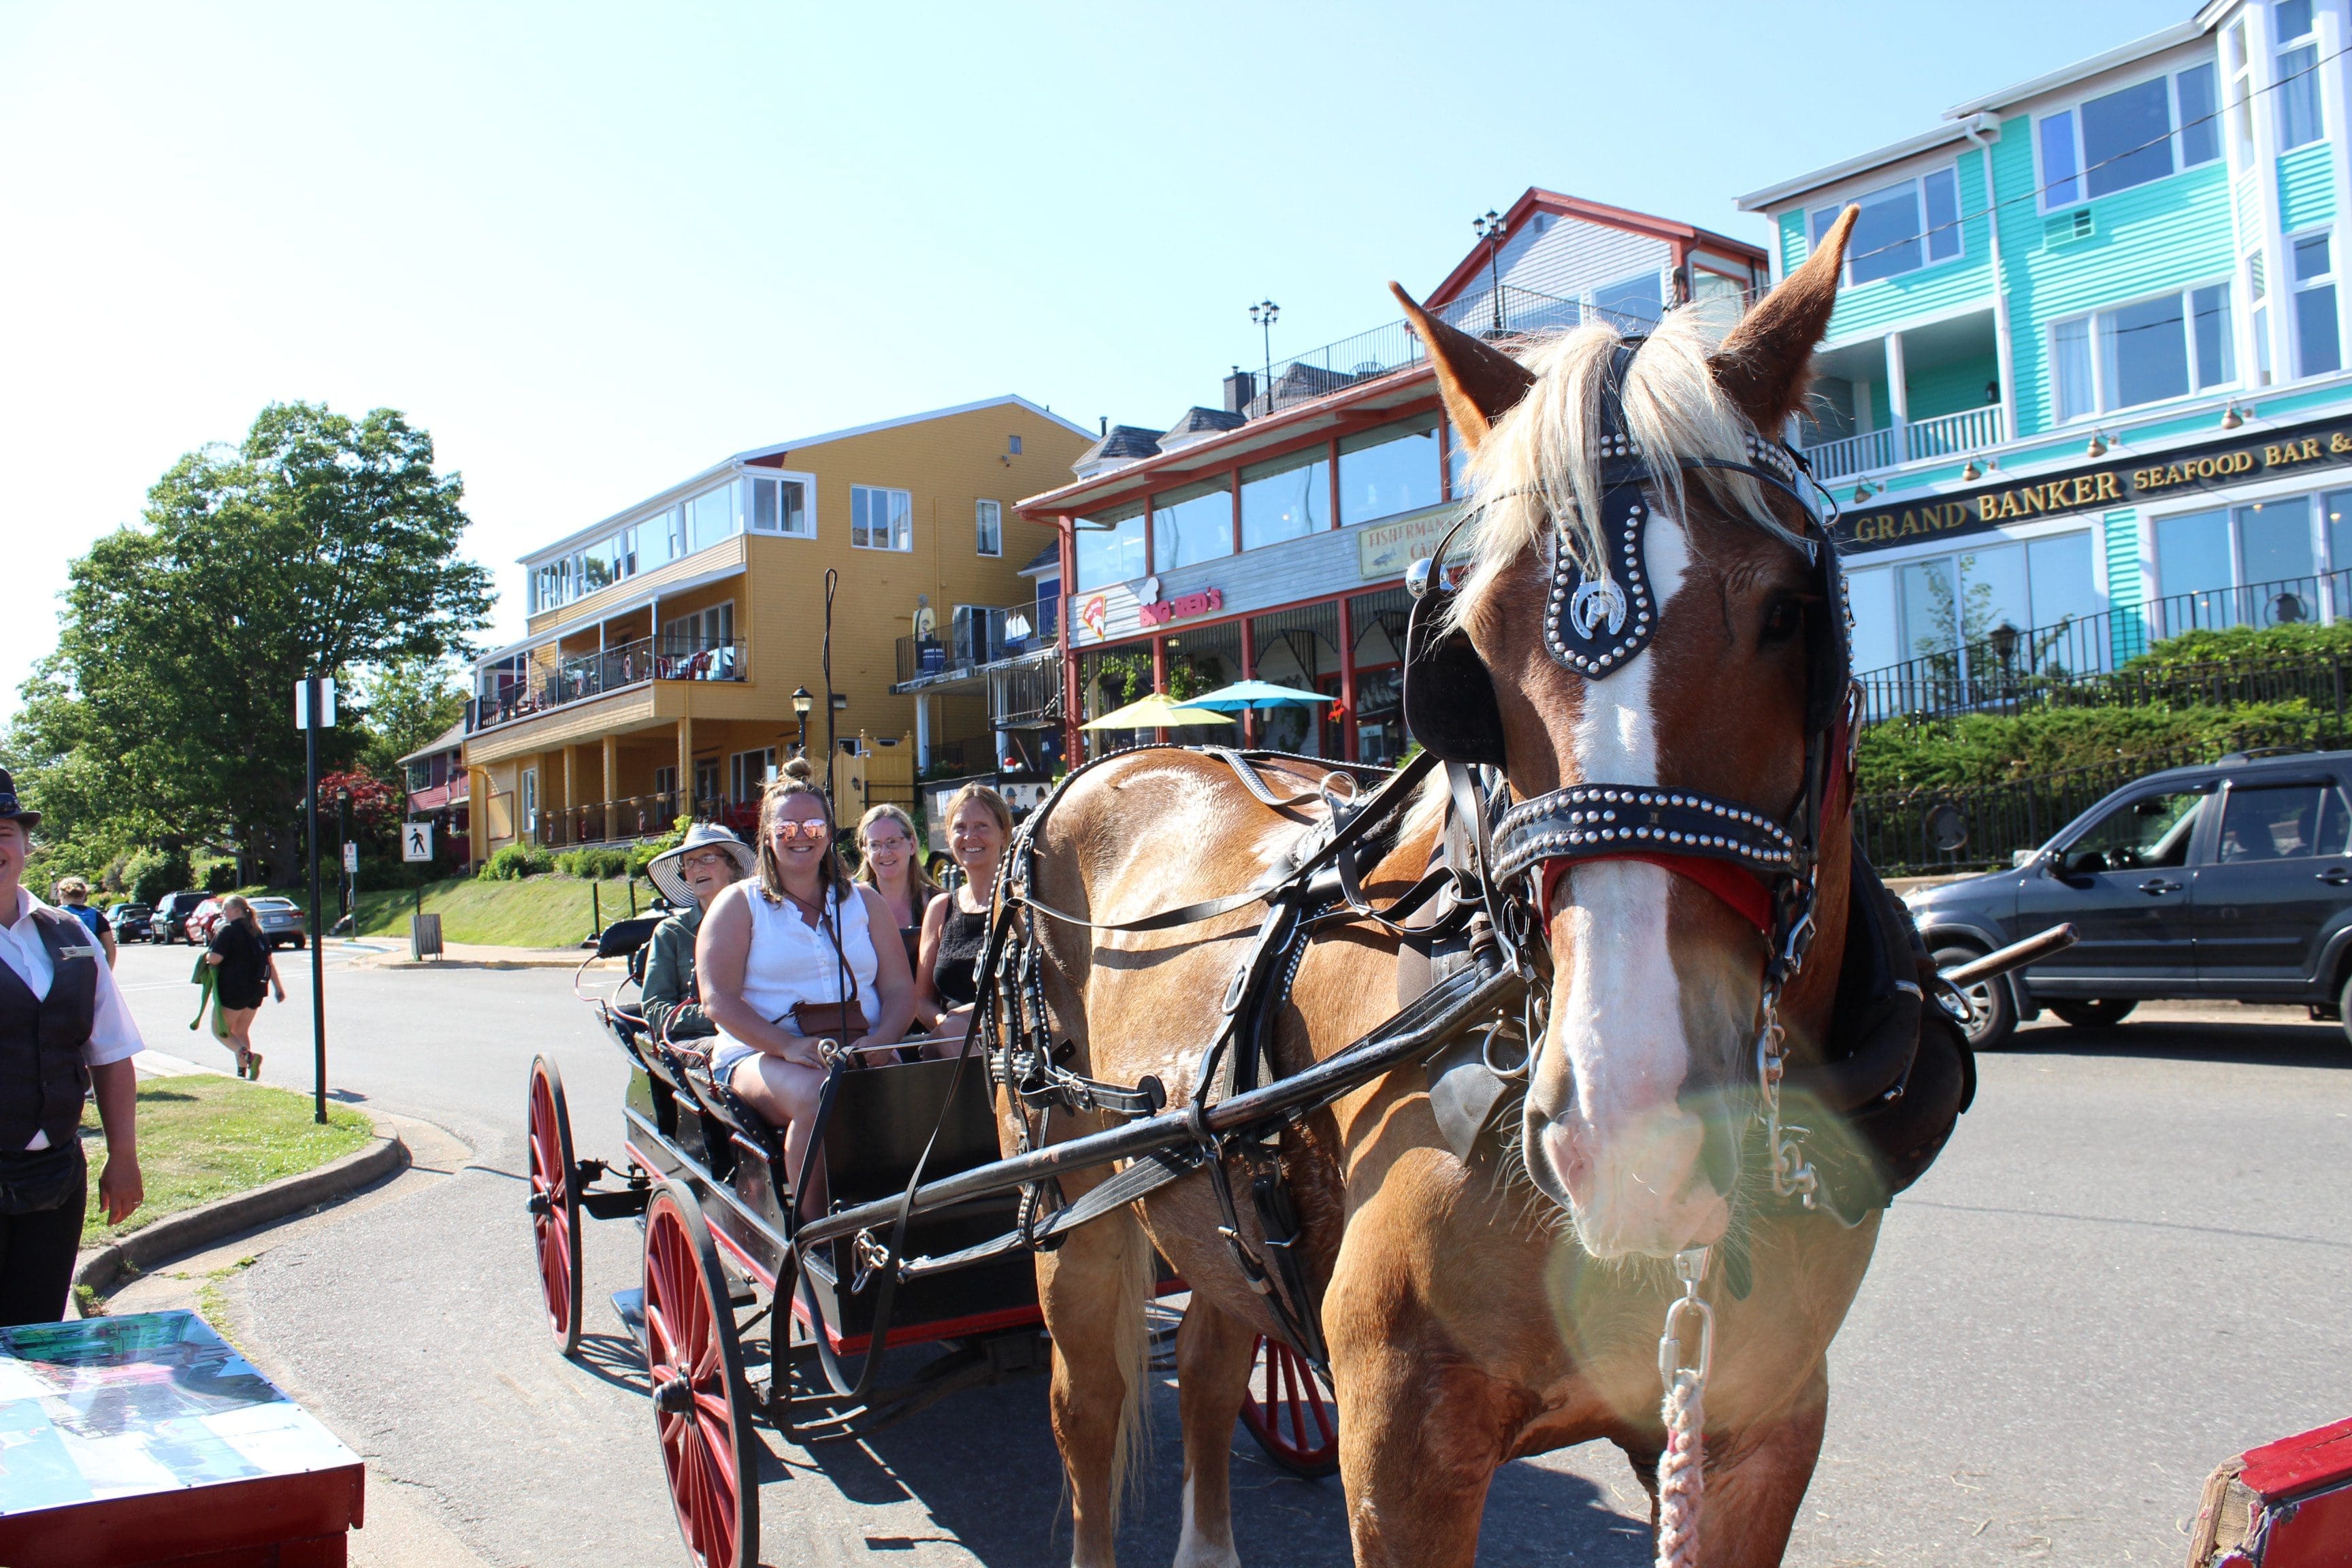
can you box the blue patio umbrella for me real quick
[1185,679,1332,711]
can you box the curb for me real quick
[73,1116,410,1310]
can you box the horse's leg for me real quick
[1171,1294,1254,1568]
[1034,1202,1156,1568]
[1610,1365,1829,1568]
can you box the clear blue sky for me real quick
[0,0,2185,714]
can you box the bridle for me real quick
[1401,337,1858,1215]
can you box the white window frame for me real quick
[745,470,816,539]
[2035,61,2225,212]
[976,498,1003,557]
[729,747,776,804]
[520,768,538,830]
[2047,280,2240,422]
[851,485,914,552]
[1806,164,1966,284]
[2289,227,2342,377]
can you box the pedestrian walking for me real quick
[52,877,116,969]
[0,770,144,1325]
[203,894,283,1079]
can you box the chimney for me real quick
[1223,368,1256,416]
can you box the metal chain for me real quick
[1653,1245,1714,1568]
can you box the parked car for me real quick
[109,902,152,943]
[148,891,211,945]
[250,896,307,949]
[1905,748,2352,1049]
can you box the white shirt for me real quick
[0,885,146,1149]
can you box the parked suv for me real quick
[109,902,153,943]
[149,891,211,945]
[1906,749,2352,1048]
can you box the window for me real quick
[1241,446,1328,549]
[2217,781,2350,862]
[2227,20,2258,161]
[1034,572,1060,640]
[662,602,736,663]
[1849,529,2099,672]
[1812,169,1963,285]
[406,760,431,793]
[1339,413,1442,525]
[1008,434,1023,456]
[521,768,539,831]
[1074,504,1145,589]
[2157,498,2322,621]
[1592,271,1664,329]
[1152,478,1233,569]
[687,483,736,552]
[639,506,680,568]
[2051,283,2236,419]
[851,485,913,551]
[975,498,1002,557]
[2064,790,2207,872]
[2293,231,2341,375]
[747,475,811,537]
[2038,65,2223,210]
[729,748,775,805]
[2276,0,2323,149]
[654,765,677,802]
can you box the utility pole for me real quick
[296,677,333,1125]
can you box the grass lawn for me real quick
[81,1076,374,1246]
[353,873,647,948]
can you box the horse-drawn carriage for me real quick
[525,910,1343,1567]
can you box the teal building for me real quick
[1737,1,2352,702]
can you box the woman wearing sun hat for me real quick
[639,822,755,1049]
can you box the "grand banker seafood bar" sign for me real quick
[1836,414,2352,554]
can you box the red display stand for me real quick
[2191,1415,2352,1567]
[0,1311,363,1567]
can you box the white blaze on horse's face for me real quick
[1520,513,1735,1260]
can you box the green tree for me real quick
[9,403,492,885]
[355,655,468,783]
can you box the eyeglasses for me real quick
[679,851,734,870]
[771,820,831,843]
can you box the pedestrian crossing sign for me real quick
[403,822,433,863]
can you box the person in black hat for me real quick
[0,769,144,1324]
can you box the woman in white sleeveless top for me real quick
[698,760,915,1196]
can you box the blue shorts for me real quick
[712,1039,759,1080]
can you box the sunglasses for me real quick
[770,819,832,843]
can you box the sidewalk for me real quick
[355,941,614,970]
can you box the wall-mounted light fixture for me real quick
[1852,481,1875,504]
[2220,401,2247,429]
[1961,459,1983,481]
[2085,431,2110,458]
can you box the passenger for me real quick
[913,783,1010,1052]
[639,823,755,1053]
[698,758,916,1196]
[853,803,936,975]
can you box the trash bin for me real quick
[410,913,443,961]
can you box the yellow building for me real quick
[463,396,1094,862]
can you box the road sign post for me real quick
[294,678,334,1126]
[402,822,432,863]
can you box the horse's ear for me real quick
[1390,282,1535,453]
[1710,204,1855,432]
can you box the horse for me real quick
[998,207,1960,1568]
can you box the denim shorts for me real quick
[712,1039,758,1080]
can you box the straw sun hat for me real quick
[645,822,756,906]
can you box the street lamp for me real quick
[1473,209,1507,332]
[791,685,813,759]
[1250,299,1279,416]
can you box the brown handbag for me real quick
[785,891,864,1041]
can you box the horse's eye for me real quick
[1761,595,1806,644]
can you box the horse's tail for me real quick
[1108,1215,1156,1513]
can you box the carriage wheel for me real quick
[1238,1334,1340,1478]
[642,1183,760,1568]
[526,1055,584,1356]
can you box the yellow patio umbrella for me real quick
[1079,691,1237,730]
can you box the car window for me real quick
[2065,789,2208,872]
[2217,783,2352,862]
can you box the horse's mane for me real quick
[1446,297,1766,640]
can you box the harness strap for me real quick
[1539,853,1774,935]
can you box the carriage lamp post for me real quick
[792,685,813,760]
[1474,209,1507,332]
[1250,300,1279,416]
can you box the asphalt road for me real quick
[105,941,2352,1567]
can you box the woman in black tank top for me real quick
[913,783,1013,1056]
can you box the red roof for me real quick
[1424,188,1769,311]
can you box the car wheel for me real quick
[2338,975,2352,1049]
[2048,998,2138,1030]
[1934,944,2016,1051]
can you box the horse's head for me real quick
[1399,210,1856,1260]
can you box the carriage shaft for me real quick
[796,958,1521,1252]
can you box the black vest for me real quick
[0,905,101,1151]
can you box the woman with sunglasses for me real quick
[698,758,915,1202]
[638,823,755,1052]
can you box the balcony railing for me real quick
[894,612,1054,687]
[994,648,1064,730]
[1857,569,2350,724]
[525,789,774,849]
[1802,405,2008,483]
[471,636,747,732]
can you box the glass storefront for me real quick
[1848,529,2100,672]
[1249,603,1341,756]
[1348,587,1413,766]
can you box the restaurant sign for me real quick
[1837,415,2352,554]
[1357,506,1456,581]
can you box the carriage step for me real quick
[580,1183,651,1220]
[612,1288,647,1355]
